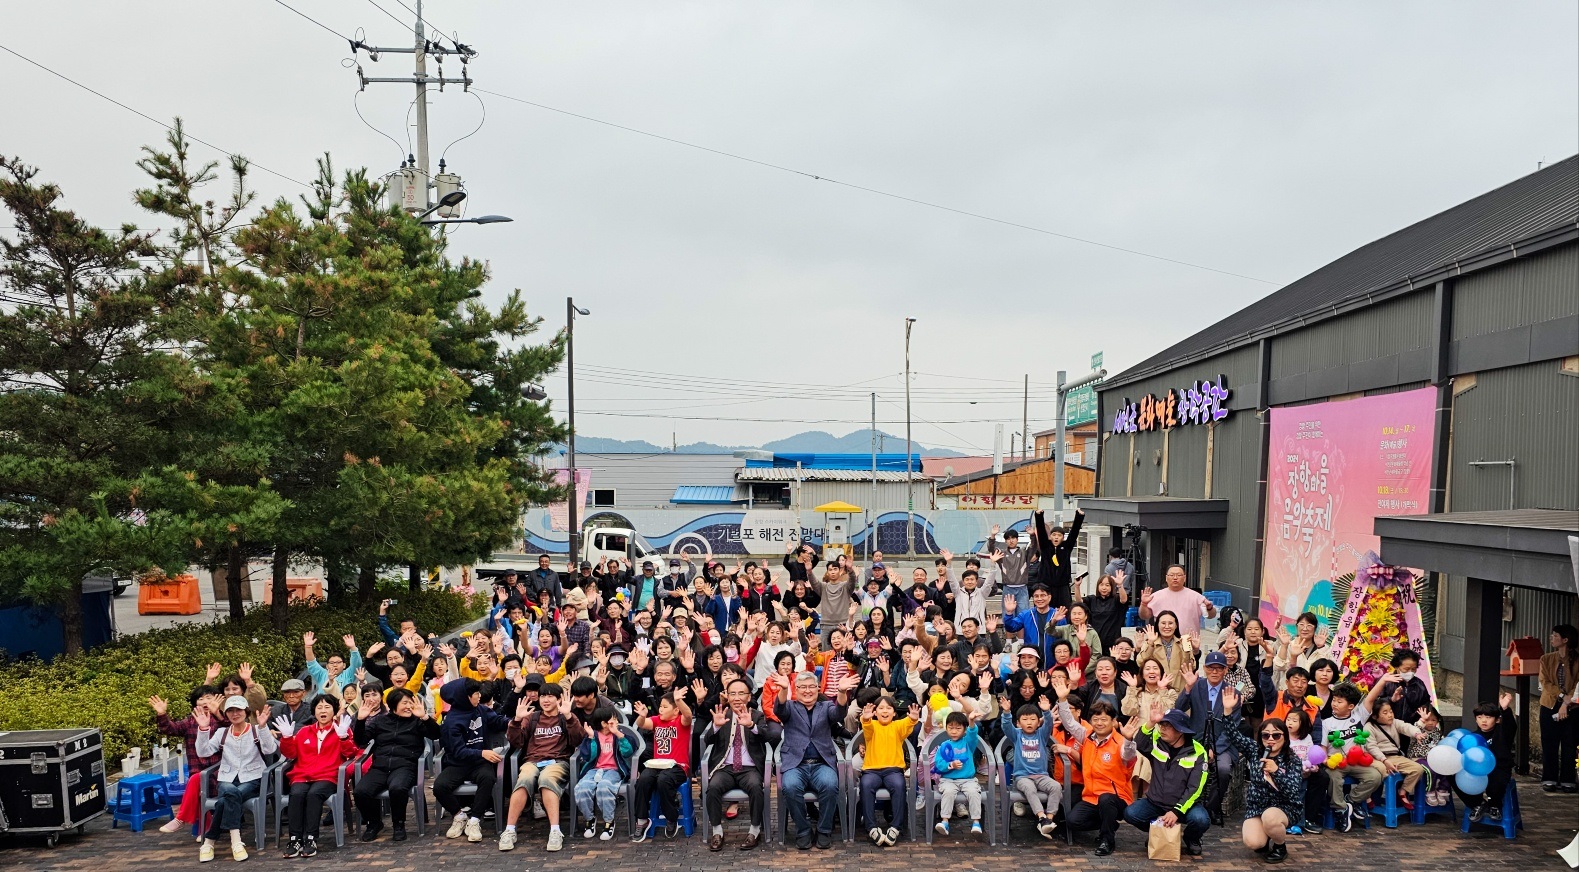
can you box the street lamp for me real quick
[520,383,548,402]
[415,190,467,222]
[565,298,591,563]
[420,214,514,226]
[904,317,916,556]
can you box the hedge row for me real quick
[0,586,487,762]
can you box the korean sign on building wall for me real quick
[1110,375,1231,433]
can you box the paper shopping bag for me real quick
[1148,820,1182,861]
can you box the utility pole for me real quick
[1022,374,1029,461]
[352,1,475,212]
[870,392,877,561]
[1055,365,1107,521]
[566,298,591,561]
[904,317,916,556]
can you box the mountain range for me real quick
[562,428,964,457]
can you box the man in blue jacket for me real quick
[775,671,854,850]
[435,679,511,842]
[1175,650,1235,825]
[1002,584,1063,664]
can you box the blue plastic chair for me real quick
[1460,779,1522,839]
[1410,776,1457,825]
[1322,775,1372,830]
[1125,607,1142,628]
[1369,773,1407,827]
[111,772,173,832]
[647,778,696,837]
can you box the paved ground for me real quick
[8,776,1574,871]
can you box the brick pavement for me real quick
[6,776,1575,871]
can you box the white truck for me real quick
[580,526,669,568]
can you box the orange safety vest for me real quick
[1075,725,1135,805]
[1268,694,1319,727]
[1052,721,1084,785]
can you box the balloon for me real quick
[1461,746,1495,777]
[1457,732,1485,752]
[1455,771,1489,795]
[928,692,951,712]
[1427,745,1464,775]
[1307,745,1329,767]
[1345,746,1368,766]
[1444,729,1467,744]
[1325,753,1344,769]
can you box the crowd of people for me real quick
[143,508,1577,863]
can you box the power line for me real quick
[577,410,1058,426]
[259,3,1276,286]
[270,0,349,41]
[474,86,1281,286]
[363,0,413,33]
[0,42,311,190]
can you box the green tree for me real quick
[210,160,564,629]
[0,154,281,653]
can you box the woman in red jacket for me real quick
[274,694,360,858]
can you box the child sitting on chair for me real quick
[1457,690,1518,824]
[932,709,986,838]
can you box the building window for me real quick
[750,484,789,505]
[591,488,615,507]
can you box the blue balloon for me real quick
[1455,771,1489,795]
[1457,732,1485,752]
[1462,745,1496,777]
[1444,729,1468,743]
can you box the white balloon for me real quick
[1426,744,1463,776]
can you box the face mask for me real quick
[1398,670,1415,681]
[609,656,627,668]
[505,667,519,679]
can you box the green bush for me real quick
[0,585,486,762]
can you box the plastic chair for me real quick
[771,742,850,844]
[111,772,173,832]
[1460,779,1522,839]
[920,732,997,845]
[1321,775,1372,830]
[993,736,1073,845]
[1410,776,1457,825]
[1368,772,1407,828]
[647,779,696,836]
[617,726,647,833]
[697,742,774,840]
[350,740,432,836]
[845,734,916,843]
[432,733,509,836]
[272,756,353,847]
[195,756,284,849]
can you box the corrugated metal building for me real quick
[546,453,746,509]
[1089,156,1579,682]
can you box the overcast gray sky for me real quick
[6,1,1575,454]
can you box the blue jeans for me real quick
[206,778,261,839]
[1002,586,1030,619]
[1123,796,1209,844]
[781,761,840,837]
[574,768,624,822]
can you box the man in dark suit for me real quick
[774,671,853,849]
[701,678,781,851]
[1175,650,1236,826]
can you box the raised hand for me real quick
[515,698,533,720]
[271,714,296,737]
[1052,606,1067,623]
[303,631,316,648]
[985,614,1000,634]
[712,706,729,728]
[633,701,649,720]
[691,679,707,700]
[861,702,876,722]
[1120,671,1136,687]
[908,703,922,722]
[1148,701,1164,726]
[1498,688,1514,710]
[1114,568,1127,585]
[978,671,993,692]
[206,662,223,682]
[237,662,253,684]
[1038,695,1052,712]
[409,696,428,719]
[1002,595,1018,615]
[367,642,385,657]
[940,549,953,563]
[1220,685,1239,713]
[1140,587,1153,607]
[989,549,1004,564]
[839,674,861,692]
[148,695,169,716]
[343,634,357,650]
[1036,670,1050,689]
[334,714,352,738]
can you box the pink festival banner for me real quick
[547,468,592,533]
[1258,388,1438,687]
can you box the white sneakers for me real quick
[199,841,215,863]
[498,829,517,851]
[464,818,483,842]
[231,832,248,861]
[446,813,469,839]
[546,830,564,852]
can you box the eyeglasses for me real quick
[1260,732,1286,740]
